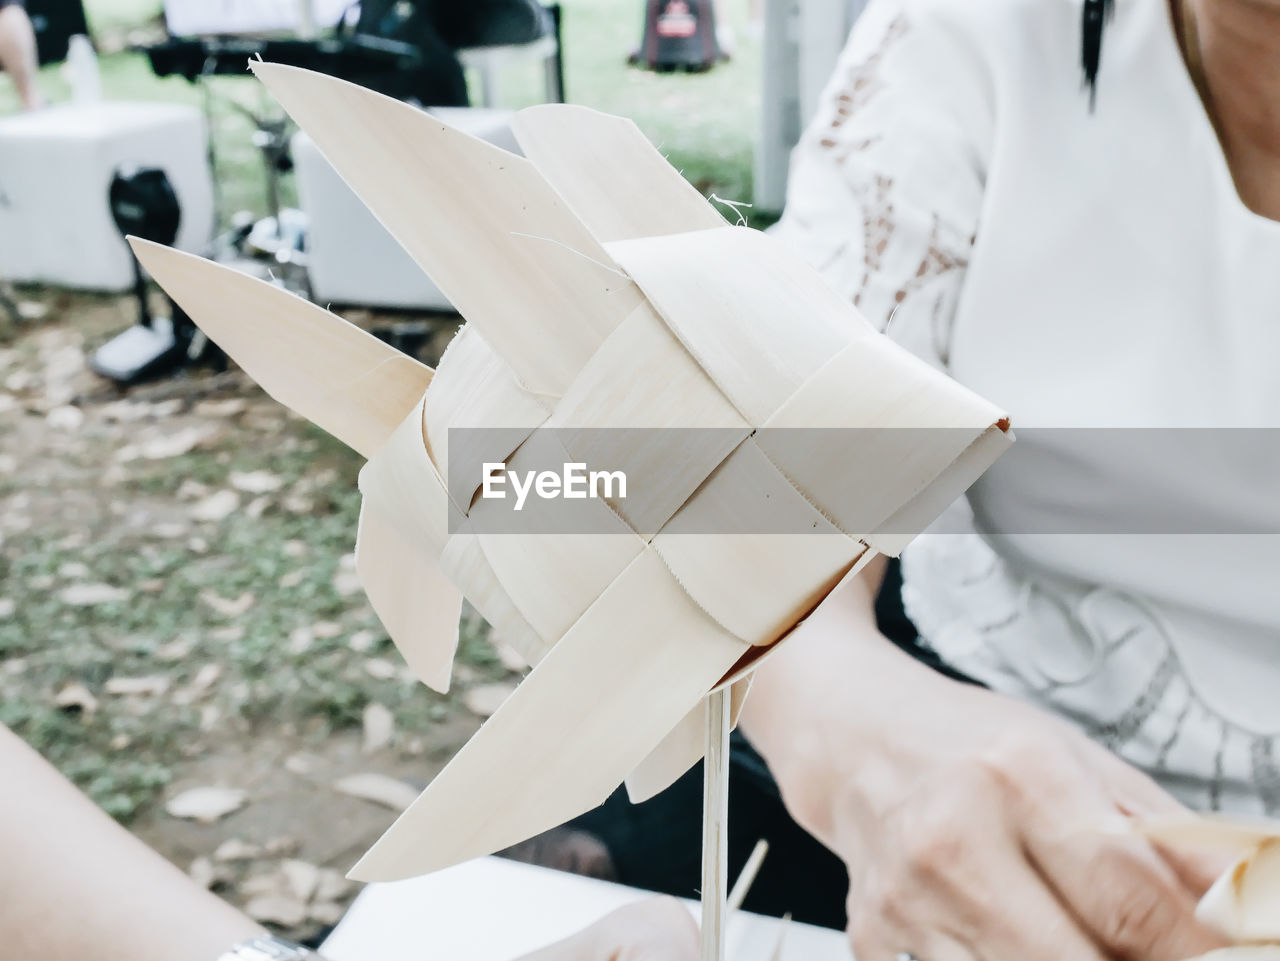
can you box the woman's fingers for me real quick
[975,857,1113,961]
[1151,839,1239,900]
[1004,742,1228,961]
[849,760,1109,961]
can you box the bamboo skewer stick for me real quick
[702,688,732,961]
[727,839,769,915]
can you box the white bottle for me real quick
[66,34,102,105]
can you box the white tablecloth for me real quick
[320,856,852,961]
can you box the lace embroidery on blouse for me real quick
[805,13,974,363]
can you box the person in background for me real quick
[0,0,42,110]
[0,723,697,961]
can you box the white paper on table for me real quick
[320,856,853,961]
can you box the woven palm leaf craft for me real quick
[132,62,1014,884]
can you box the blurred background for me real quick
[0,0,861,944]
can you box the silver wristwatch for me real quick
[216,935,325,961]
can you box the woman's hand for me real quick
[744,564,1232,961]
[515,897,698,961]
[834,676,1230,961]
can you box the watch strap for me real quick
[215,935,324,961]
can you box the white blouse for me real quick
[775,0,1280,814]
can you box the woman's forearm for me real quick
[0,724,263,961]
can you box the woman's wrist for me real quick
[744,596,961,856]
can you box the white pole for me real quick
[701,688,732,961]
[297,0,318,39]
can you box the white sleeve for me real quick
[772,0,995,371]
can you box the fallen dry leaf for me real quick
[213,838,262,862]
[194,398,248,418]
[200,590,256,618]
[188,856,216,889]
[332,553,362,596]
[281,859,321,901]
[315,868,353,903]
[464,682,517,719]
[241,871,287,898]
[278,570,305,589]
[17,300,48,320]
[104,675,170,697]
[54,682,99,713]
[362,658,397,681]
[173,664,223,705]
[284,752,325,776]
[282,494,314,514]
[155,637,196,662]
[263,836,301,857]
[348,629,377,653]
[230,470,284,494]
[198,704,222,731]
[244,894,308,928]
[45,405,84,431]
[287,627,314,655]
[332,773,418,811]
[190,489,241,523]
[141,425,215,460]
[177,479,211,500]
[165,786,247,823]
[100,399,151,423]
[362,702,395,754]
[59,583,128,607]
[308,901,346,926]
[191,663,223,693]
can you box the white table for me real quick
[0,101,214,291]
[294,107,522,311]
[321,856,853,961]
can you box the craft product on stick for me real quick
[130,62,1013,911]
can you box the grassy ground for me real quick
[0,0,764,940]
